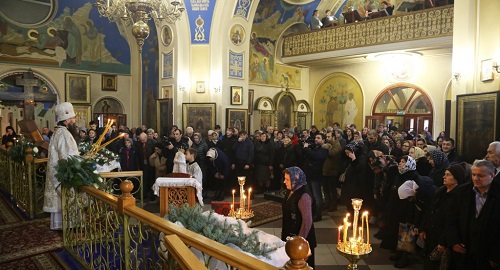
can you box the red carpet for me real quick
[0,218,63,263]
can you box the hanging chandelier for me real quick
[95,0,185,52]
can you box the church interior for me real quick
[0,0,499,269]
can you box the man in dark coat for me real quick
[135,132,155,199]
[232,130,254,189]
[486,141,500,183]
[446,159,500,270]
[301,133,328,221]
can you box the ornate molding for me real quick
[282,6,453,57]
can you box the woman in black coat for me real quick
[419,164,466,270]
[427,150,449,187]
[340,140,369,213]
[1,126,18,146]
[253,132,275,192]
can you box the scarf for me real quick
[284,166,307,191]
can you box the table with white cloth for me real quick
[152,177,204,217]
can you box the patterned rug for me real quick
[248,201,282,228]
[0,218,63,263]
[0,250,68,270]
[0,193,23,225]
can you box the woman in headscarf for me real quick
[419,163,466,270]
[427,150,449,187]
[410,146,432,176]
[386,155,421,268]
[1,126,18,146]
[340,140,369,213]
[282,166,316,268]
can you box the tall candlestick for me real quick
[365,213,370,245]
[338,225,343,243]
[247,188,252,212]
[232,190,235,209]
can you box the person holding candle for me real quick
[281,166,316,268]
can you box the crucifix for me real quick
[0,70,57,120]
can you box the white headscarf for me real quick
[398,180,419,199]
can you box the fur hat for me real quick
[55,102,76,122]
[446,163,467,185]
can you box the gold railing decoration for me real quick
[0,147,47,218]
[62,181,311,270]
[99,171,144,206]
[282,6,453,57]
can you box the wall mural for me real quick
[234,0,254,20]
[184,0,216,44]
[249,0,319,89]
[0,0,131,74]
[314,73,363,129]
[142,25,159,130]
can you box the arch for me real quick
[93,97,125,115]
[0,69,59,99]
[275,22,310,63]
[313,72,364,129]
[371,82,434,134]
[274,91,298,130]
[255,96,275,111]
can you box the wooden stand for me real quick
[159,173,198,217]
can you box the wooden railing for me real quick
[62,181,312,270]
[282,5,453,57]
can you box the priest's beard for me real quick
[67,123,80,142]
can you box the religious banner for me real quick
[233,0,253,20]
[229,51,244,79]
[162,51,174,79]
[183,0,216,44]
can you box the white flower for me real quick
[32,147,39,153]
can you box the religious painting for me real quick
[162,51,174,79]
[260,113,272,130]
[161,85,173,99]
[231,86,243,105]
[157,99,173,137]
[73,105,91,130]
[94,98,123,114]
[229,51,244,79]
[229,24,245,46]
[457,91,500,164]
[227,109,248,132]
[314,72,363,129]
[182,103,216,138]
[481,59,494,82]
[248,89,255,114]
[196,81,205,93]
[65,73,90,104]
[277,95,293,130]
[161,25,173,47]
[102,74,117,91]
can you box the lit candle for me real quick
[365,213,370,246]
[247,187,252,212]
[230,204,234,215]
[232,190,235,207]
[361,212,366,243]
[338,225,342,243]
[343,221,350,243]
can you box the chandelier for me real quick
[95,0,185,52]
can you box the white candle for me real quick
[232,190,235,206]
[247,188,252,211]
[365,213,370,245]
[338,225,342,243]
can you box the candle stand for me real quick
[229,176,254,221]
[337,198,372,270]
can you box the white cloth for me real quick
[43,125,79,229]
[187,161,203,186]
[96,160,121,173]
[158,211,287,268]
[153,177,204,206]
[172,151,187,173]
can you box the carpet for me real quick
[0,218,63,263]
[0,250,68,270]
[248,201,282,228]
[0,193,23,225]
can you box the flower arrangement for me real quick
[78,141,120,166]
[55,155,104,190]
[8,137,40,162]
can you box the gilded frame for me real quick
[102,74,117,91]
[456,91,500,163]
[73,105,91,130]
[230,86,243,105]
[226,108,248,132]
[182,103,216,138]
[65,73,90,104]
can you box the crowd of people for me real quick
[4,116,499,269]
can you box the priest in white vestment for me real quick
[43,102,79,230]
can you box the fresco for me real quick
[249,0,320,89]
[184,0,216,44]
[142,24,159,130]
[0,0,131,74]
[234,0,254,19]
[314,73,363,129]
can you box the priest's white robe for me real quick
[43,125,79,230]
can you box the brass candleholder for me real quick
[229,176,254,221]
[337,198,372,270]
